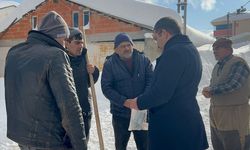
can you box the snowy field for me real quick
[0,44,250,150]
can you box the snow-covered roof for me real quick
[0,1,19,9]
[0,0,214,46]
[0,0,44,33]
[211,11,250,24]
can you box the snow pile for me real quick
[0,1,19,9]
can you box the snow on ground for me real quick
[0,43,250,150]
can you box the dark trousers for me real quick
[112,115,148,150]
[83,114,92,143]
[64,114,92,147]
[211,126,244,150]
[19,144,73,150]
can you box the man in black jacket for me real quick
[125,17,209,150]
[5,11,87,150]
[65,27,99,144]
[101,33,153,150]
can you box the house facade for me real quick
[0,0,151,76]
[0,0,214,77]
[211,12,250,39]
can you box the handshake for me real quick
[123,98,139,110]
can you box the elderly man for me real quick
[202,38,250,150]
[5,11,87,150]
[101,33,153,150]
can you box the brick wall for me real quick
[0,0,141,40]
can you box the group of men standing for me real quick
[4,10,250,150]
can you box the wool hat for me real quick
[68,27,83,40]
[114,33,133,49]
[38,11,70,39]
[212,38,233,49]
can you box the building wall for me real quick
[235,19,250,35]
[0,0,141,40]
[0,0,149,77]
[89,42,145,70]
[0,42,145,77]
[213,19,250,38]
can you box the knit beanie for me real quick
[212,38,233,49]
[69,27,83,40]
[114,33,133,49]
[38,11,69,39]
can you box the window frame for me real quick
[83,10,90,30]
[72,11,79,28]
[31,16,38,30]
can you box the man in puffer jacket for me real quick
[101,33,153,150]
[5,11,87,150]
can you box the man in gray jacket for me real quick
[5,11,87,150]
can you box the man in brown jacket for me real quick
[202,38,250,150]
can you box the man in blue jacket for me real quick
[101,33,153,150]
[125,17,209,150]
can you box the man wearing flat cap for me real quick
[202,38,250,150]
[101,33,153,150]
[5,11,87,150]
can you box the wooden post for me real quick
[82,28,105,150]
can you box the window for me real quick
[31,16,38,30]
[72,12,79,28]
[83,10,90,29]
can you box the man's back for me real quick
[137,34,208,150]
[5,30,86,149]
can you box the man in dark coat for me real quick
[101,33,153,150]
[65,27,99,144]
[4,11,87,150]
[125,17,209,150]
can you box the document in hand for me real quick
[128,109,148,131]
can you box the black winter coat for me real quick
[101,49,153,118]
[137,35,209,150]
[69,49,99,116]
[4,31,87,150]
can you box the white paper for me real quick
[128,109,148,131]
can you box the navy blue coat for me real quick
[69,49,99,116]
[137,35,209,150]
[101,49,153,118]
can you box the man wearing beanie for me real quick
[5,11,87,150]
[101,33,153,150]
[203,38,250,150]
[64,27,99,146]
